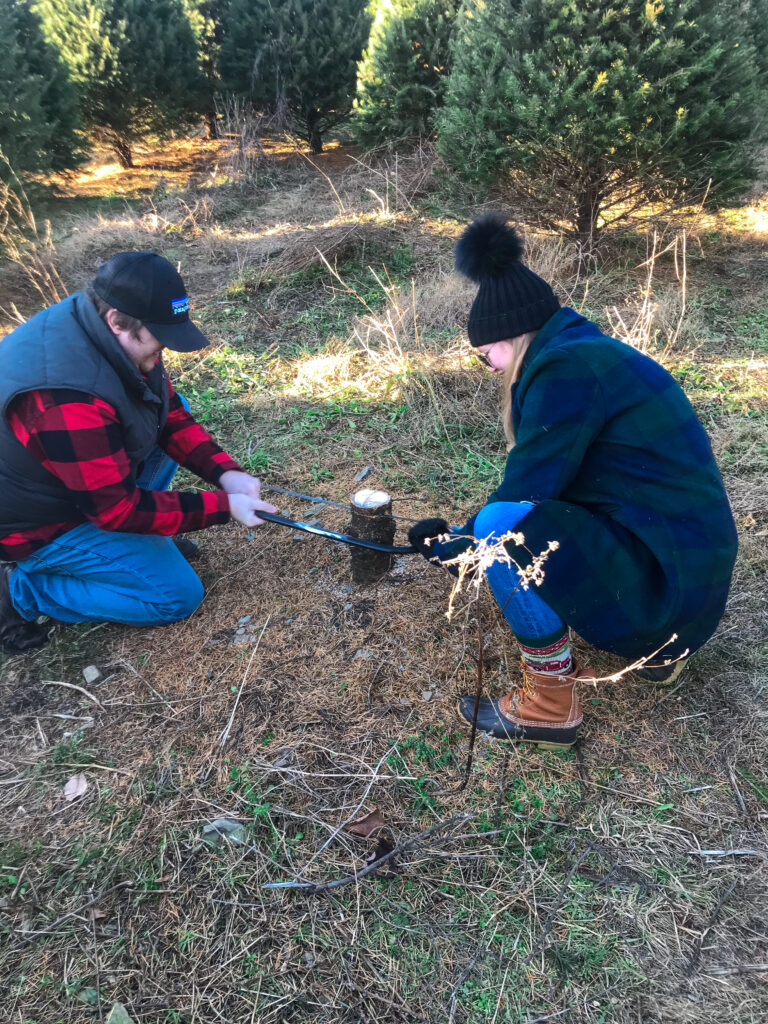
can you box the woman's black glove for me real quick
[408,518,450,559]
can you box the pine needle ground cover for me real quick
[1,139,766,1024]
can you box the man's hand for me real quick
[219,470,262,499]
[228,492,277,527]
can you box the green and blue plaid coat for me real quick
[475,307,738,663]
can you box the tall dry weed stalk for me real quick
[437,530,560,622]
[0,150,67,323]
[216,96,268,185]
[439,530,686,684]
[341,144,439,217]
[605,230,688,355]
[315,252,472,440]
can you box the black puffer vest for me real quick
[0,292,169,537]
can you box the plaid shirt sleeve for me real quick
[489,351,606,504]
[7,389,232,536]
[160,377,243,485]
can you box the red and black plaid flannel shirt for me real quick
[0,378,241,561]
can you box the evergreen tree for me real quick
[183,0,229,138]
[220,0,371,153]
[0,0,82,176]
[354,0,458,151]
[34,0,206,168]
[438,0,767,240]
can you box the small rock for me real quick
[399,697,412,706]
[235,628,246,636]
[105,1004,135,1024]
[354,465,372,483]
[305,518,323,529]
[238,615,252,624]
[291,532,305,541]
[245,532,256,540]
[340,585,353,593]
[201,818,247,846]
[422,690,433,701]
[343,603,353,611]
[82,665,101,685]
[354,649,373,660]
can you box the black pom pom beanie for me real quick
[455,213,560,348]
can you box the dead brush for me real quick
[438,528,688,698]
[311,253,480,444]
[0,151,67,324]
[438,530,560,624]
[216,95,268,185]
[264,220,399,280]
[138,194,215,237]
[605,229,692,356]
[339,142,441,217]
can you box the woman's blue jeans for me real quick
[442,501,566,645]
[9,443,204,627]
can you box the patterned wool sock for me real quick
[517,630,573,676]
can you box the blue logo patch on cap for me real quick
[171,297,189,316]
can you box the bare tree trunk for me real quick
[307,111,323,154]
[107,132,134,169]
[206,108,219,140]
[575,174,603,244]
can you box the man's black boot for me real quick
[0,565,49,656]
[173,535,200,562]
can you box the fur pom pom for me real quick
[454,212,524,282]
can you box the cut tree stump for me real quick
[348,489,396,584]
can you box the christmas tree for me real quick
[220,0,371,153]
[183,0,229,138]
[355,0,458,151]
[438,0,767,240]
[35,0,206,167]
[1,0,82,176]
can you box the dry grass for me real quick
[1,137,767,1024]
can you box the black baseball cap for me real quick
[91,251,208,352]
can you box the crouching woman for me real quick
[409,214,738,749]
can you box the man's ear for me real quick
[104,308,122,336]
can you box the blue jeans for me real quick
[9,443,204,627]
[444,502,566,644]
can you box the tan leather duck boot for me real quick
[457,663,588,749]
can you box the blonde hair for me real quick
[499,332,536,446]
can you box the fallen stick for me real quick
[685,879,738,977]
[524,845,595,963]
[115,660,177,716]
[263,812,477,892]
[41,679,104,709]
[691,848,762,859]
[702,964,768,977]
[12,880,131,949]
[218,616,270,750]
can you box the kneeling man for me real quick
[0,251,275,655]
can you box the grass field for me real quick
[1,134,767,1024]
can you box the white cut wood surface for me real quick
[352,488,390,510]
